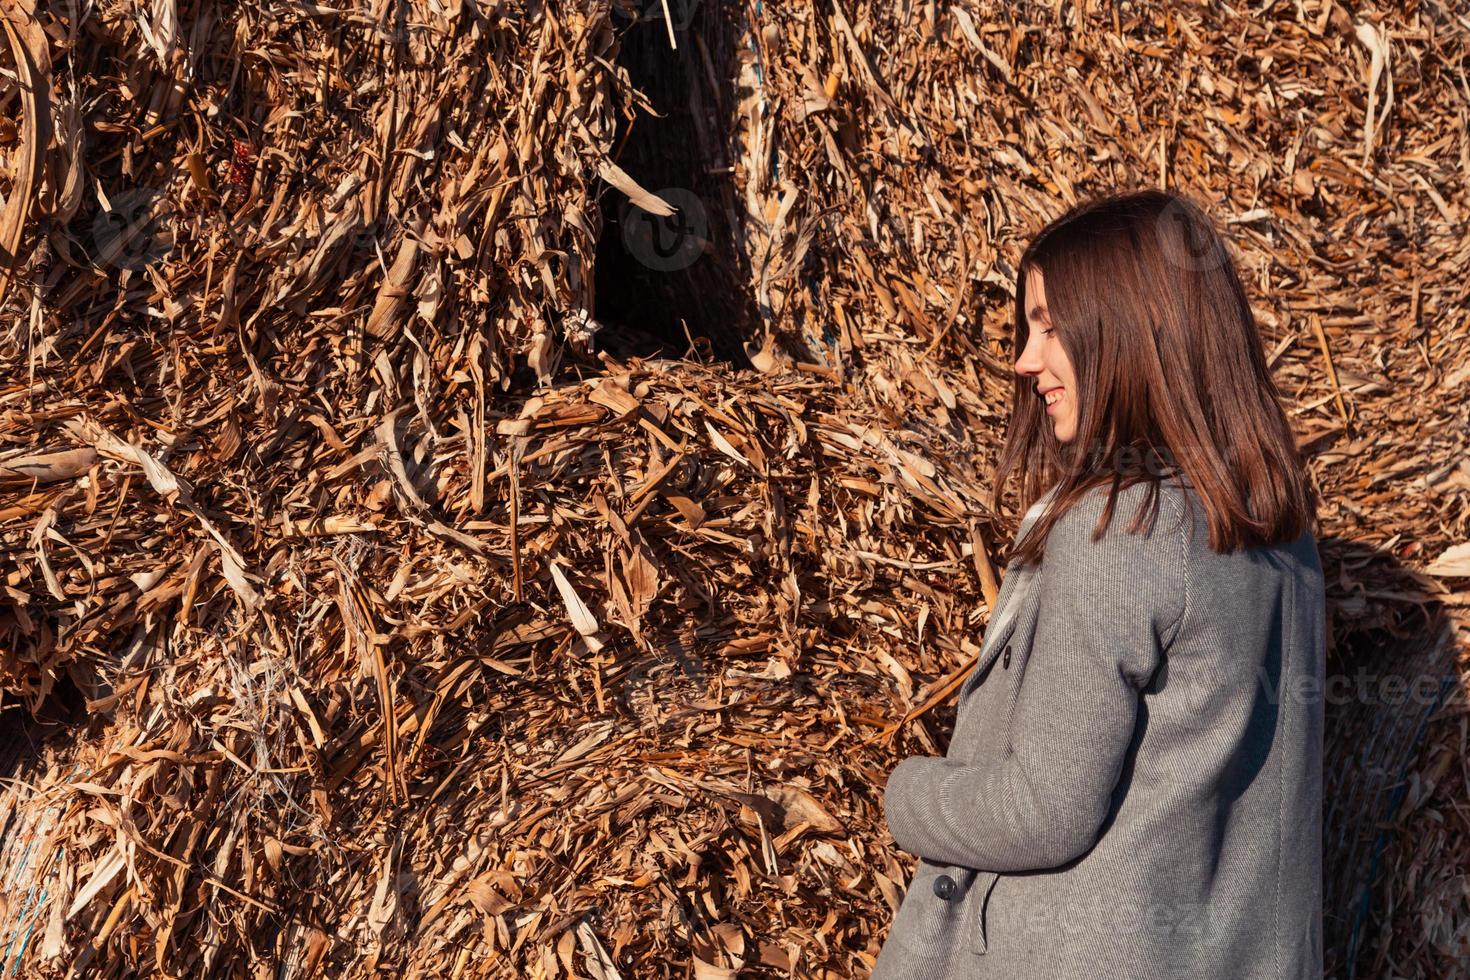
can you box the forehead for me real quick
[1025,267,1047,300]
[1025,268,1049,320]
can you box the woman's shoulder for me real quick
[1049,477,1195,549]
[1036,478,1193,638]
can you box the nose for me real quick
[1013,331,1043,377]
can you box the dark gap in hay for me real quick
[0,673,87,778]
[593,4,758,369]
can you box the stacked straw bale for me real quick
[4,360,1011,977]
[0,0,1467,977]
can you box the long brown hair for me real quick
[992,188,1318,565]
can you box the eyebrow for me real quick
[1028,304,1050,321]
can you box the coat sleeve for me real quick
[883,489,1189,871]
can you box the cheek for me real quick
[1051,349,1077,387]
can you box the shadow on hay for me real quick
[1315,536,1461,980]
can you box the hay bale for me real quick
[2,361,1010,977]
[0,0,1466,976]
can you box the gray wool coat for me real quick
[872,478,1325,979]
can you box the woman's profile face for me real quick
[1014,266,1079,443]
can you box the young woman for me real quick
[872,189,1325,979]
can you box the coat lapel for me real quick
[957,488,1056,701]
[957,560,1041,700]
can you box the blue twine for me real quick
[0,835,39,972]
[749,1,764,87]
[1,763,82,974]
[7,878,49,973]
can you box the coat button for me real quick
[932,874,957,900]
[1002,644,1012,669]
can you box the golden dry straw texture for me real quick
[0,0,1466,977]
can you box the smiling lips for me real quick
[1039,386,1064,411]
